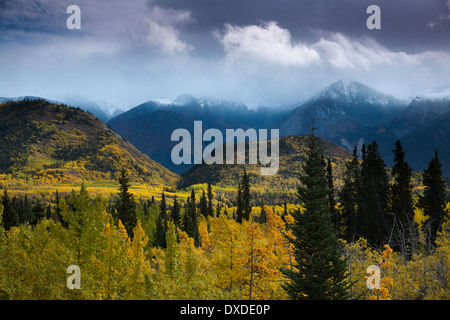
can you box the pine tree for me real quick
[155,192,167,248]
[116,169,137,239]
[358,141,391,247]
[171,195,181,228]
[418,151,448,251]
[31,198,46,226]
[207,182,214,217]
[200,190,208,218]
[54,190,64,224]
[235,182,243,223]
[241,169,252,221]
[326,158,339,234]
[281,128,350,300]
[185,189,199,245]
[339,146,360,242]
[391,140,418,260]
[1,189,18,231]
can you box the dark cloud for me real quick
[0,0,449,109]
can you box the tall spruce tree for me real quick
[358,141,391,247]
[281,128,350,300]
[171,195,181,228]
[155,192,168,248]
[187,189,199,245]
[418,151,448,251]
[235,182,243,223]
[31,198,46,226]
[339,146,360,242]
[241,169,252,221]
[207,182,214,217]
[326,158,339,234]
[1,189,18,231]
[391,140,417,259]
[116,168,137,238]
[200,190,208,218]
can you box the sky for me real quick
[0,0,450,112]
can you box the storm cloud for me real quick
[0,0,449,110]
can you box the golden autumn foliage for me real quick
[0,184,450,300]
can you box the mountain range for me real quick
[2,79,449,184]
[105,80,450,177]
[107,94,293,174]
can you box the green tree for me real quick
[326,158,339,234]
[339,146,360,242]
[116,169,137,239]
[165,221,180,280]
[171,195,181,228]
[391,140,418,260]
[183,189,199,245]
[200,190,208,219]
[358,141,391,247]
[60,183,107,268]
[155,192,167,248]
[235,182,243,223]
[207,182,214,217]
[418,151,449,251]
[281,128,350,300]
[241,169,252,221]
[2,189,19,231]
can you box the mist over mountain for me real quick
[5,80,448,178]
[274,80,450,177]
[107,93,292,174]
[0,95,112,122]
[105,80,450,177]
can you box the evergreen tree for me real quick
[1,189,18,231]
[281,128,350,300]
[259,204,267,224]
[358,141,391,247]
[215,202,222,217]
[241,169,252,221]
[326,158,339,234]
[116,169,137,238]
[235,182,243,223]
[155,192,167,248]
[207,182,214,217]
[418,151,448,251]
[185,189,199,245]
[31,198,46,226]
[171,195,181,228]
[200,190,208,218]
[339,146,360,242]
[391,140,418,260]
[54,190,64,225]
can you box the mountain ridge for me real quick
[0,99,179,189]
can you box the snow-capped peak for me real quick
[171,92,199,106]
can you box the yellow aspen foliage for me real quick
[199,220,213,254]
[0,220,73,300]
[244,219,280,299]
[208,214,246,298]
[370,245,393,300]
[343,238,379,300]
[91,216,130,299]
[164,221,179,280]
[264,206,294,273]
[118,219,130,243]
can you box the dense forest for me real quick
[0,132,449,300]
